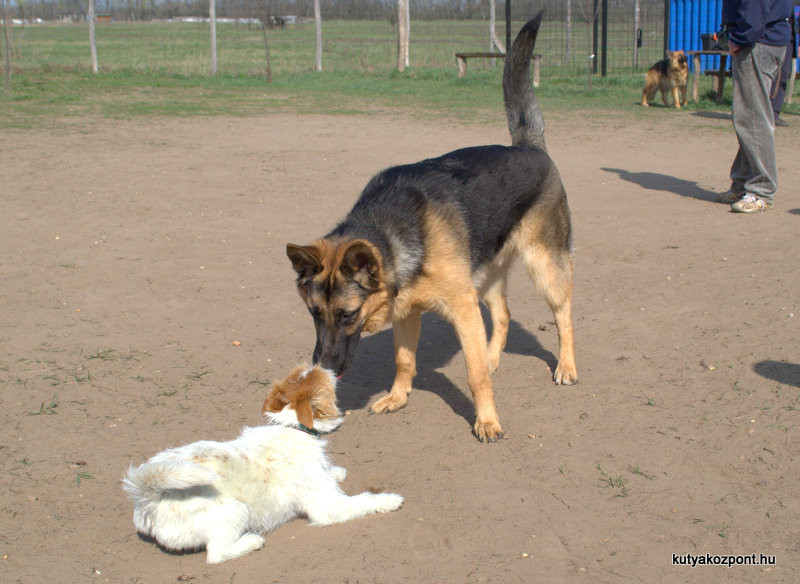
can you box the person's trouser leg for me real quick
[770,42,793,117]
[730,43,786,203]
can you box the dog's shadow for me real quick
[337,309,556,427]
[601,167,719,203]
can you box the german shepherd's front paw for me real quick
[370,392,408,414]
[553,365,578,385]
[474,419,504,443]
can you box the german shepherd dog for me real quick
[641,50,689,109]
[286,12,577,443]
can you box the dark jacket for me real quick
[722,0,793,47]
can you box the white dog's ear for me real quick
[304,368,340,420]
[262,365,309,415]
[294,397,315,429]
[262,390,289,416]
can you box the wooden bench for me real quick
[455,52,543,87]
[689,50,798,105]
[687,50,729,103]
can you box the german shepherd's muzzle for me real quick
[287,12,578,442]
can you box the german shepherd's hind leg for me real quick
[479,265,511,374]
[370,310,421,414]
[522,247,578,386]
[641,85,654,107]
[450,289,503,442]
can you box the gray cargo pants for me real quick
[729,42,786,202]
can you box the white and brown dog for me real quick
[122,365,403,564]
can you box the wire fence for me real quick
[4,0,670,76]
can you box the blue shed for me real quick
[669,0,725,70]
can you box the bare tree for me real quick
[577,0,600,90]
[313,0,321,72]
[397,0,409,71]
[210,0,217,74]
[88,0,98,73]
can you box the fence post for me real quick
[209,0,217,74]
[601,0,608,76]
[505,0,511,57]
[592,0,599,74]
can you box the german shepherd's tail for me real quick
[503,11,546,151]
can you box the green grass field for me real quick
[2,19,795,127]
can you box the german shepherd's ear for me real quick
[340,240,381,291]
[287,244,322,281]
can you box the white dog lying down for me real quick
[123,365,403,564]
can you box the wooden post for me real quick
[397,0,409,72]
[691,53,701,102]
[2,0,10,91]
[314,0,322,72]
[88,0,98,73]
[786,58,796,104]
[209,0,217,75]
[457,54,467,78]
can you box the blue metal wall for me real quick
[669,0,724,70]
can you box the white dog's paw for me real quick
[372,492,404,513]
[330,466,347,483]
[206,533,265,564]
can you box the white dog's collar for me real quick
[291,422,321,437]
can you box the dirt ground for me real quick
[1,105,798,584]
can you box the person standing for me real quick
[718,0,793,212]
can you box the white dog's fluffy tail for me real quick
[123,460,220,504]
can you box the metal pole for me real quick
[506,0,511,54]
[593,0,599,74]
[601,0,608,76]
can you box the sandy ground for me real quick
[1,105,798,584]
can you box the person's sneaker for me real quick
[731,194,773,213]
[717,190,744,204]
[775,116,788,127]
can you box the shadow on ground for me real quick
[601,167,720,202]
[336,310,555,426]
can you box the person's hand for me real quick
[729,41,743,55]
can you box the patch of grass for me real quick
[75,471,94,486]
[70,365,92,383]
[250,376,272,389]
[86,348,120,362]
[597,463,629,497]
[187,367,212,381]
[629,464,654,480]
[1,19,755,128]
[29,394,60,416]
[786,393,800,412]
[2,62,741,128]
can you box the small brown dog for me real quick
[641,50,689,109]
